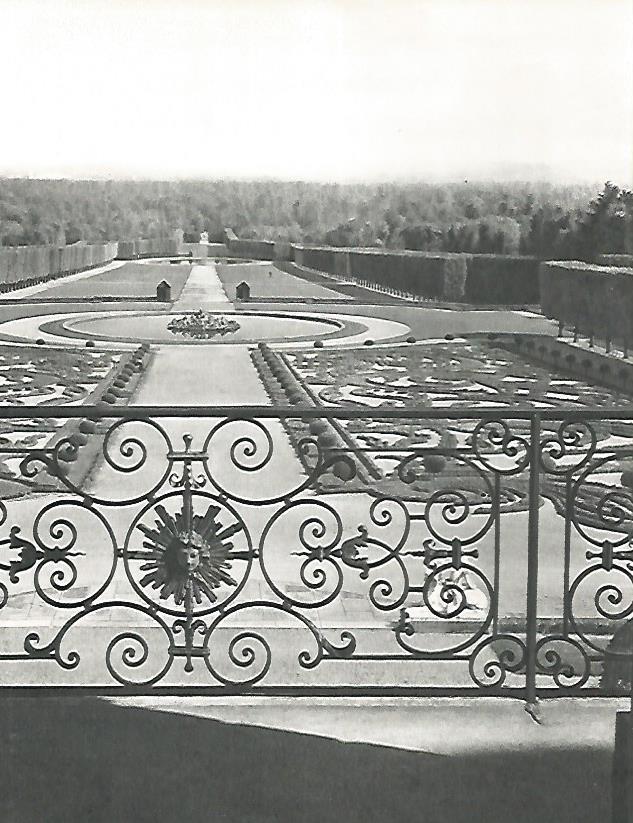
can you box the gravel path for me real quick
[170,263,232,311]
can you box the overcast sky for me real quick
[1,0,632,184]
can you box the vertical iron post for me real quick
[525,412,541,719]
[492,473,501,636]
[562,474,572,636]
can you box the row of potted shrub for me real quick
[52,345,151,479]
[251,343,380,484]
[251,342,313,408]
[503,334,633,394]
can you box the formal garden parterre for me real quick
[0,249,632,695]
[258,339,633,533]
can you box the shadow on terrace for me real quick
[0,696,612,823]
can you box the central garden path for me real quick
[91,259,304,498]
[90,343,305,504]
[170,262,232,312]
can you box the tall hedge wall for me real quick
[291,245,543,303]
[463,255,540,304]
[116,238,182,259]
[294,246,339,275]
[226,239,275,260]
[540,260,633,348]
[0,242,118,291]
[273,241,292,260]
[223,228,289,261]
[347,249,466,299]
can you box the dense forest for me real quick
[0,178,631,260]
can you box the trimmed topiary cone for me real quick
[309,419,327,435]
[332,459,355,482]
[57,442,79,463]
[423,454,446,474]
[69,431,89,447]
[621,470,633,489]
[318,430,338,449]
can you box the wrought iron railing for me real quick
[0,405,632,707]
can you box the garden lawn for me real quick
[18,262,192,301]
[216,262,346,301]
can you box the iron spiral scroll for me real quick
[0,407,629,695]
[534,418,633,692]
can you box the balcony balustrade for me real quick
[0,404,631,707]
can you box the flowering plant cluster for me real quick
[167,310,240,339]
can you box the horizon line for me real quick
[0,173,616,189]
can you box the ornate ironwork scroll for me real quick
[0,406,627,696]
[536,416,633,694]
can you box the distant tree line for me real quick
[0,178,630,261]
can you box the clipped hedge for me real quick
[463,254,539,304]
[0,241,118,292]
[223,230,289,263]
[291,245,541,304]
[348,249,452,298]
[116,238,182,259]
[444,256,469,301]
[294,246,339,275]
[293,245,467,301]
[540,260,633,349]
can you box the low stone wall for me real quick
[496,332,633,395]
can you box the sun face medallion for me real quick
[135,502,246,606]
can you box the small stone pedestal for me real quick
[157,280,171,302]
[236,281,251,301]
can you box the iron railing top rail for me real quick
[0,404,631,421]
